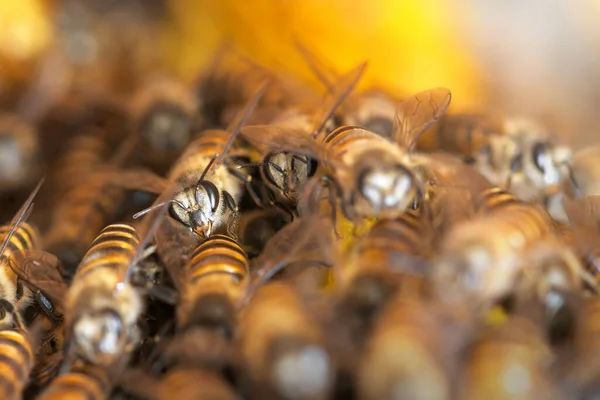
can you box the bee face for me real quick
[170,185,220,238]
[139,101,193,152]
[356,163,416,217]
[526,141,572,192]
[73,308,124,365]
[264,152,310,204]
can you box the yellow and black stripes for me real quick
[38,362,110,400]
[0,329,34,400]
[0,222,39,306]
[474,187,519,214]
[359,207,423,258]
[75,224,140,279]
[321,126,382,167]
[187,234,249,283]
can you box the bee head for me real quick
[170,182,220,238]
[264,152,313,204]
[526,140,573,192]
[139,101,193,152]
[73,307,125,366]
[356,161,417,217]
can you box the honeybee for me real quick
[333,205,433,349]
[119,365,238,400]
[241,87,452,224]
[63,191,171,368]
[358,297,459,400]
[37,359,115,400]
[237,60,367,212]
[112,81,269,243]
[0,326,38,400]
[431,195,566,312]
[43,128,128,273]
[460,316,558,400]
[239,282,335,400]
[174,234,249,339]
[200,43,319,128]
[295,40,400,138]
[129,75,200,171]
[418,113,578,209]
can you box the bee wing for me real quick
[392,87,452,151]
[8,250,68,308]
[213,79,270,169]
[311,61,368,135]
[294,38,340,90]
[0,178,44,259]
[240,215,335,306]
[96,167,169,195]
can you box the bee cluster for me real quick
[1,28,600,400]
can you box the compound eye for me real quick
[532,142,549,173]
[200,181,220,213]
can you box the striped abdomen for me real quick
[0,222,39,308]
[419,114,502,155]
[474,187,519,214]
[38,362,110,400]
[359,208,423,264]
[0,329,34,400]
[187,234,249,283]
[75,224,140,279]
[168,130,231,182]
[321,125,385,169]
[179,235,249,331]
[52,134,106,195]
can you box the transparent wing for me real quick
[393,87,452,151]
[311,61,368,135]
[96,167,169,195]
[9,250,67,308]
[240,215,335,306]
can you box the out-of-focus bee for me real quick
[295,40,401,138]
[358,297,460,400]
[37,359,114,400]
[43,128,128,274]
[0,326,38,400]
[418,114,578,211]
[237,60,367,213]
[242,87,451,225]
[129,75,200,172]
[119,365,238,400]
[460,316,559,400]
[239,282,335,400]
[237,208,290,258]
[572,145,600,197]
[562,196,600,287]
[199,44,319,129]
[431,190,583,315]
[337,206,432,345]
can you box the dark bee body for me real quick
[37,361,111,400]
[177,234,249,335]
[0,329,35,400]
[66,223,143,366]
[44,132,126,274]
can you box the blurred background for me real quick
[1,0,599,147]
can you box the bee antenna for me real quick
[133,199,187,220]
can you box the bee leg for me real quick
[228,166,268,209]
[223,191,240,240]
[320,176,343,239]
